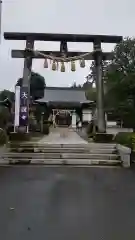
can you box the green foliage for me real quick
[30,72,46,99]
[71,81,82,89]
[86,60,109,87]
[0,128,7,145]
[0,106,11,128]
[0,90,14,102]
[6,124,14,135]
[99,37,135,127]
[85,87,96,101]
[84,38,135,127]
[70,80,97,102]
[114,132,134,149]
[0,90,14,131]
[43,124,49,135]
[93,133,114,143]
[86,122,94,136]
[34,104,48,123]
[16,71,46,100]
[29,114,38,132]
[9,132,31,142]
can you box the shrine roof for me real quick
[36,87,93,105]
[4,32,122,43]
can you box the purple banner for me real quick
[19,86,29,126]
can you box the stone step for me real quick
[3,153,61,159]
[36,148,116,154]
[3,152,119,160]
[8,143,117,149]
[61,153,119,160]
[89,149,117,154]
[7,147,117,154]
[88,143,116,148]
[4,158,121,166]
[34,148,91,153]
[37,144,116,150]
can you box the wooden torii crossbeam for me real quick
[4,32,123,133]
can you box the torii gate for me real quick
[4,32,122,133]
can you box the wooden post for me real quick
[93,40,106,133]
[19,39,34,132]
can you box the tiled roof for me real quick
[36,87,93,104]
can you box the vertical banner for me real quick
[14,86,20,128]
[19,86,29,127]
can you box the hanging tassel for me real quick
[52,60,57,71]
[44,58,48,68]
[71,61,76,72]
[61,62,65,72]
[80,58,85,68]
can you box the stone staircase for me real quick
[1,143,122,166]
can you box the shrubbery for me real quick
[0,128,7,145]
[29,123,39,132]
[93,133,114,143]
[43,124,49,135]
[6,124,14,135]
[86,122,93,135]
[114,132,134,149]
[9,132,31,142]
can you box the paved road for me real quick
[0,166,135,240]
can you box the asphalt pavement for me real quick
[0,166,135,240]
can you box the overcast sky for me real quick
[0,0,135,91]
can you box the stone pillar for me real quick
[19,39,34,132]
[93,41,106,133]
[72,110,76,128]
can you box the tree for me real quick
[86,60,109,87]
[71,81,82,89]
[85,38,135,127]
[0,105,11,128]
[104,37,135,127]
[0,90,14,124]
[85,87,96,102]
[16,71,46,100]
[0,90,14,102]
[70,79,97,101]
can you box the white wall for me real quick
[82,109,92,122]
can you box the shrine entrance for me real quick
[54,110,72,127]
[4,32,123,133]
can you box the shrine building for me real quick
[36,87,95,128]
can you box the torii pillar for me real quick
[18,39,34,132]
[93,40,106,133]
